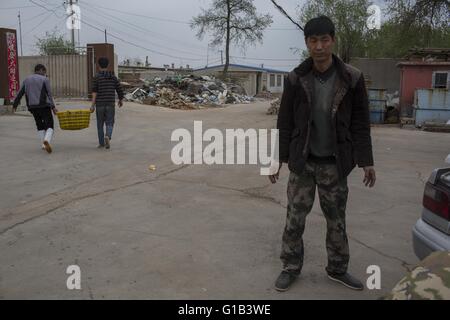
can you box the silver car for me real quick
[413,155,450,260]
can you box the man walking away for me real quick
[90,57,124,150]
[13,64,58,154]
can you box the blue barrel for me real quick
[370,110,385,124]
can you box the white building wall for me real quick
[267,73,284,93]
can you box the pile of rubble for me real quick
[255,91,275,100]
[123,75,254,109]
[266,98,281,115]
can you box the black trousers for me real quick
[30,108,54,131]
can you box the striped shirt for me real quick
[92,71,124,106]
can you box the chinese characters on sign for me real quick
[6,32,19,100]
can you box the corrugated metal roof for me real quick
[397,61,450,67]
[194,63,289,74]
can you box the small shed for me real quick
[194,64,288,96]
[397,48,450,117]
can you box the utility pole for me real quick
[220,50,223,65]
[104,29,108,43]
[69,0,75,49]
[18,11,23,56]
[206,44,209,67]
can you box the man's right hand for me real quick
[269,163,283,184]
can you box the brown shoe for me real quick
[43,141,52,154]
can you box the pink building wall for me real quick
[398,63,450,116]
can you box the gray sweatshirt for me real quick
[13,74,55,110]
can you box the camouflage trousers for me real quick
[383,251,450,300]
[281,160,350,275]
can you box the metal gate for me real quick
[18,46,95,99]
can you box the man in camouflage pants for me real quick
[282,161,350,277]
[270,16,376,291]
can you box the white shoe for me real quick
[43,128,54,153]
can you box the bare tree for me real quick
[270,0,304,30]
[299,0,370,63]
[388,0,450,28]
[269,0,370,63]
[387,0,450,47]
[191,0,273,76]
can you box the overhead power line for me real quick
[0,5,36,10]
[80,18,205,61]
[230,55,300,62]
[78,2,298,31]
[81,9,208,57]
[24,11,54,34]
[18,1,302,65]
[78,0,209,51]
[270,0,304,31]
[28,0,65,18]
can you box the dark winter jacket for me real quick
[277,54,374,179]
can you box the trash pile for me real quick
[266,98,281,115]
[385,91,400,124]
[255,91,275,100]
[123,75,254,109]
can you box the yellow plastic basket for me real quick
[57,109,91,130]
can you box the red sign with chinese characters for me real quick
[6,32,19,100]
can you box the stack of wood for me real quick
[422,122,450,133]
[405,48,450,61]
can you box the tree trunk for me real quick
[223,0,231,77]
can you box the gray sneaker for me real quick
[327,272,364,291]
[275,271,298,292]
[105,136,110,149]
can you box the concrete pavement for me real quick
[1,100,449,299]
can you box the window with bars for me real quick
[277,75,282,87]
[270,74,275,87]
[433,72,449,89]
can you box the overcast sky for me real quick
[0,0,383,71]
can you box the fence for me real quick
[18,47,93,99]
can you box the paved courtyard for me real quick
[1,100,449,299]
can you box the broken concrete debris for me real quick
[122,75,254,109]
[266,98,281,115]
[255,90,275,100]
